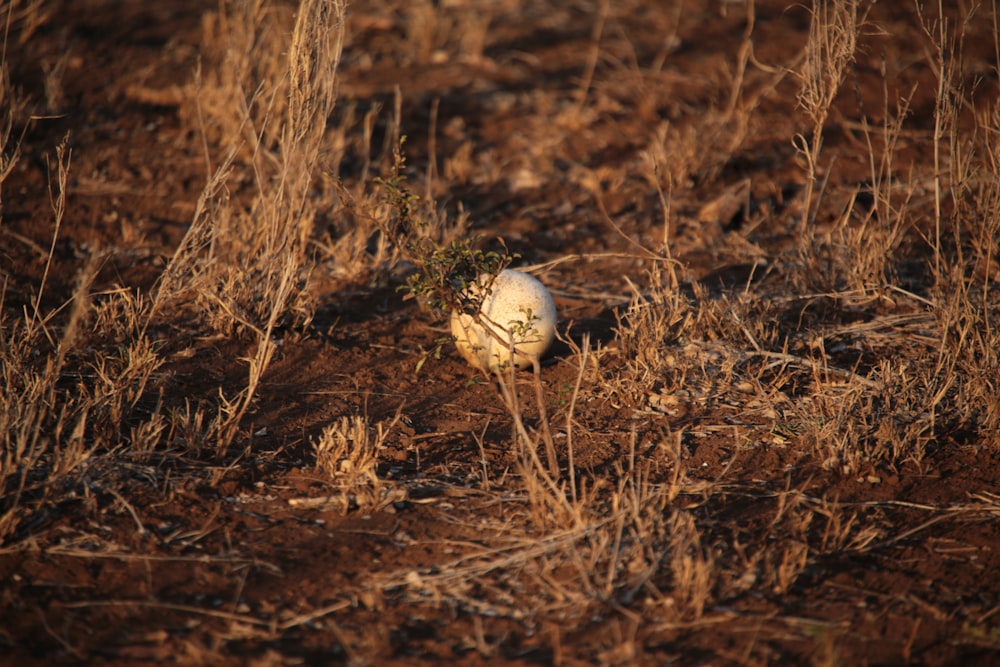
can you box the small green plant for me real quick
[375,139,516,315]
[508,306,540,338]
[413,337,449,375]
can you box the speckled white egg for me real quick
[450,269,557,372]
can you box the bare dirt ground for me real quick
[2,0,1000,665]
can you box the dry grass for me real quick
[1,0,348,536]
[309,410,402,511]
[2,0,999,663]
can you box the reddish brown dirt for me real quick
[2,1,1000,665]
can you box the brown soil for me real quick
[2,1,999,665]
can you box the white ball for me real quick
[450,269,557,372]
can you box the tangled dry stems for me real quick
[2,0,999,662]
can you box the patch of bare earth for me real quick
[2,0,999,665]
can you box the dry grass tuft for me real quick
[1,142,165,541]
[795,0,868,243]
[311,412,400,511]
